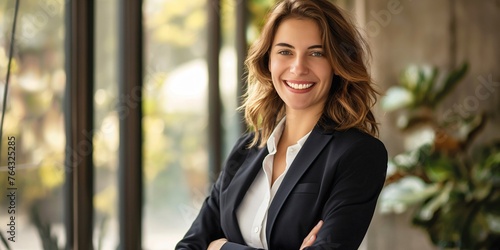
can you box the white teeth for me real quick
[286,81,313,90]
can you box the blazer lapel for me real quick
[221,145,268,243]
[265,126,335,241]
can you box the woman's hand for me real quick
[300,220,323,250]
[207,238,228,250]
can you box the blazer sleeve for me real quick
[306,135,388,250]
[175,170,225,250]
[175,134,254,250]
[221,242,264,250]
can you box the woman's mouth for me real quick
[284,80,314,90]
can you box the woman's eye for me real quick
[311,51,324,57]
[278,50,292,55]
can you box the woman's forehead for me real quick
[272,18,323,47]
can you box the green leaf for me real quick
[413,66,437,106]
[379,176,440,214]
[381,87,414,111]
[400,65,420,91]
[423,154,456,182]
[392,150,419,170]
[431,62,469,107]
[486,213,500,234]
[417,181,453,221]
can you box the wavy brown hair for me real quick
[240,0,379,147]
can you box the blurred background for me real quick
[0,0,498,249]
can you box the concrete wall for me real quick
[352,0,500,249]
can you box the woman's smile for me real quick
[284,80,315,90]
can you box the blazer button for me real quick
[254,226,259,233]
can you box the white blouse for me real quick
[236,118,311,249]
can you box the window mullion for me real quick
[117,0,144,249]
[64,0,95,249]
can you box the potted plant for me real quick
[379,63,500,249]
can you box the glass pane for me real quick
[220,0,241,156]
[0,0,66,249]
[143,0,210,248]
[94,0,119,249]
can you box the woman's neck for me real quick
[281,110,322,144]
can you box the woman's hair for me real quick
[240,0,379,147]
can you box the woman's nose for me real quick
[290,56,309,75]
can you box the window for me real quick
[0,0,66,248]
[0,0,258,248]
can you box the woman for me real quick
[176,0,387,249]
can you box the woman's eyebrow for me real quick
[274,43,323,49]
[308,45,323,49]
[275,43,294,48]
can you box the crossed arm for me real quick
[207,221,324,250]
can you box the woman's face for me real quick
[269,18,334,115]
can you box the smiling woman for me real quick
[176,0,387,249]
[243,0,379,150]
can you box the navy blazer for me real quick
[176,120,387,250]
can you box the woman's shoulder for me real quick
[336,128,387,160]
[318,117,383,145]
[232,131,257,150]
[224,132,258,162]
[338,127,382,143]
[321,126,386,155]
[221,132,260,177]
